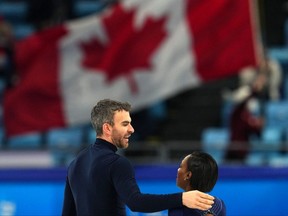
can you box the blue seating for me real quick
[74,1,103,17]
[46,127,84,166]
[246,127,283,166]
[148,101,167,119]
[0,128,5,149]
[268,48,288,64]
[0,2,27,23]
[283,78,288,100]
[13,24,35,39]
[262,127,283,147]
[7,132,42,149]
[201,128,230,164]
[285,18,288,46]
[264,101,288,129]
[87,127,96,145]
[245,152,266,166]
[268,154,288,167]
[265,117,288,166]
[283,128,288,154]
[221,101,234,127]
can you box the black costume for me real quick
[62,138,182,215]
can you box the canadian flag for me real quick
[4,0,260,136]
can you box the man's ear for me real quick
[103,123,112,135]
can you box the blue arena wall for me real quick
[0,165,287,216]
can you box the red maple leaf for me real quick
[80,4,167,94]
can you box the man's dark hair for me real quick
[91,99,132,136]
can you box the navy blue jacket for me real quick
[62,138,182,216]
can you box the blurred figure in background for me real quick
[169,151,226,216]
[237,54,282,102]
[222,50,283,163]
[223,52,283,104]
[224,72,266,163]
[260,54,283,101]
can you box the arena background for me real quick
[0,0,288,216]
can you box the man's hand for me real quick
[182,190,214,210]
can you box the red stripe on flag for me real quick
[3,26,68,136]
[186,0,259,81]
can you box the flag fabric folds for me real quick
[4,0,261,136]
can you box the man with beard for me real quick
[62,99,214,215]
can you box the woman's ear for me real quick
[186,171,192,180]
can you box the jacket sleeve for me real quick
[111,157,182,213]
[62,177,76,216]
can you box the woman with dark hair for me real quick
[169,151,226,216]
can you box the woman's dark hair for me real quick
[186,151,218,192]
